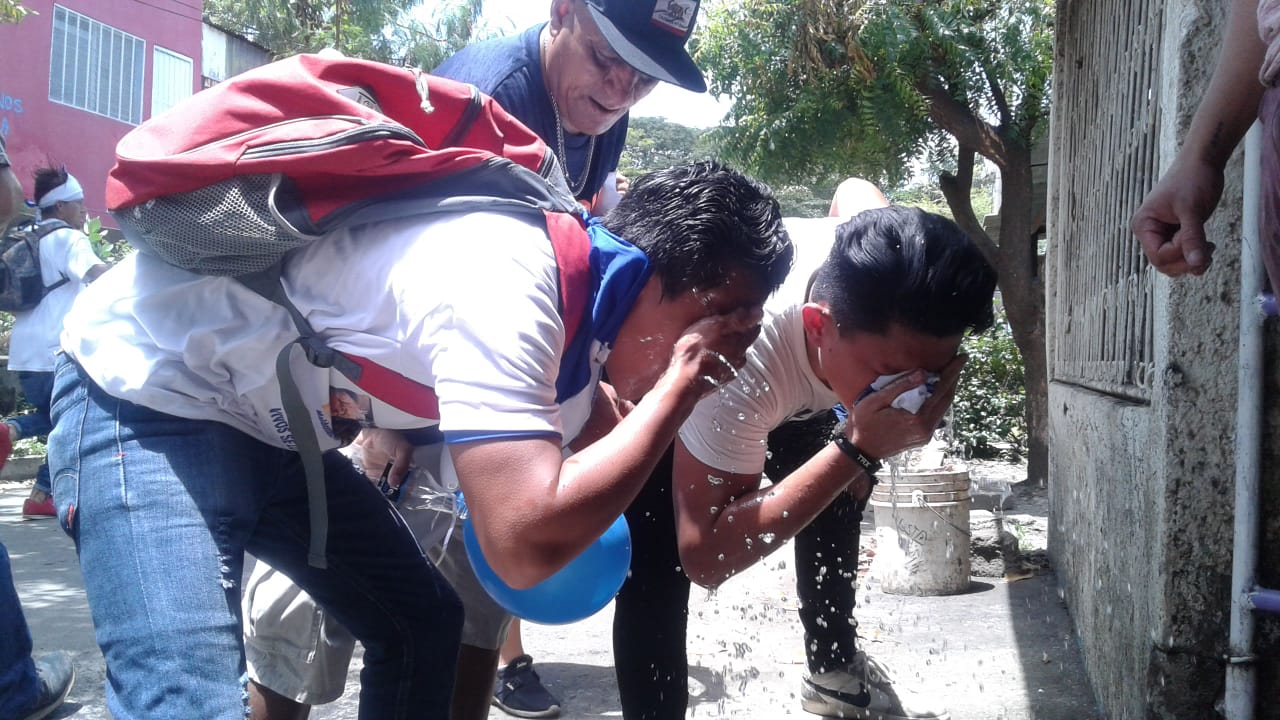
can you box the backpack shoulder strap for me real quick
[34,219,71,237]
[542,209,592,351]
[33,219,73,292]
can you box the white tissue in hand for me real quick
[868,371,941,415]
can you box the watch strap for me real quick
[832,434,882,477]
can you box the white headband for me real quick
[37,174,83,208]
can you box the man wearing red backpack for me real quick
[245,4,708,716]
[436,0,705,711]
[48,155,791,720]
[434,4,705,711]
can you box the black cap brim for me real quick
[586,4,707,94]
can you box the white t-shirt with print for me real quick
[62,211,601,453]
[677,217,846,475]
[9,225,104,372]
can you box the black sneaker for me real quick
[20,651,75,720]
[492,654,562,718]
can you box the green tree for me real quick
[0,0,33,24]
[205,0,484,68]
[701,0,1053,483]
[617,116,707,178]
[771,183,836,219]
[953,304,1026,460]
[619,117,833,217]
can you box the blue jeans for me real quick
[0,540,40,718]
[48,356,463,720]
[12,370,53,495]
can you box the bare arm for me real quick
[673,440,866,587]
[672,356,967,587]
[454,308,763,589]
[1132,0,1266,276]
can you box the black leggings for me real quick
[612,411,861,720]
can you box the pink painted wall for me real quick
[0,0,203,226]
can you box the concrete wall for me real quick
[1049,0,1280,716]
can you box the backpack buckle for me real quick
[300,336,336,368]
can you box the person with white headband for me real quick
[2,164,108,519]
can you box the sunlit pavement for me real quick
[3,476,1099,719]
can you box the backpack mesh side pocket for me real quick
[116,174,309,276]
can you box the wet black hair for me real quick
[602,160,793,299]
[33,165,70,212]
[811,205,997,337]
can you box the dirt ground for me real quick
[5,457,1101,719]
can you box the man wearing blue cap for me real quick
[434,0,705,215]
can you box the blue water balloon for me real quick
[462,511,631,625]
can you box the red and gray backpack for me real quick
[105,53,594,567]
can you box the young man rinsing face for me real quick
[614,205,996,720]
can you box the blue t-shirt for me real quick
[433,24,628,203]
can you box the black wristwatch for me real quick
[830,419,882,478]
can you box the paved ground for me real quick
[2,463,1102,719]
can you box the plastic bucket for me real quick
[869,468,971,595]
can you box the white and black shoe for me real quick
[800,651,949,720]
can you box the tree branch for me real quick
[983,64,1011,129]
[916,74,1009,169]
[1015,75,1047,140]
[938,144,998,264]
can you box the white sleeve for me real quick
[43,228,103,285]
[678,359,780,475]
[594,172,622,215]
[398,214,568,441]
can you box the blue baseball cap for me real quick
[585,0,707,93]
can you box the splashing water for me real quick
[699,351,740,390]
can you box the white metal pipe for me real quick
[1225,122,1263,720]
